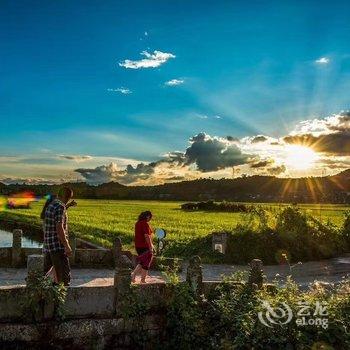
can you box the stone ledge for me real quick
[64,286,116,318]
[0,286,26,321]
[0,316,164,343]
[0,324,41,342]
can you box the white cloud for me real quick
[315,57,330,64]
[0,177,65,185]
[119,50,175,69]
[194,113,223,120]
[289,112,350,136]
[165,79,184,86]
[107,87,132,94]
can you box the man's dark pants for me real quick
[44,250,71,286]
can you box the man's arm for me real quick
[56,222,72,256]
[66,200,77,210]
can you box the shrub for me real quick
[181,201,253,213]
[224,206,350,264]
[163,283,208,349]
[161,273,350,349]
[21,275,67,322]
[342,210,350,244]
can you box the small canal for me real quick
[0,229,42,248]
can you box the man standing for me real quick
[43,187,73,286]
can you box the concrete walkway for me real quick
[1,254,349,289]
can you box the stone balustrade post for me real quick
[186,255,203,296]
[26,254,55,321]
[248,259,264,290]
[114,265,132,293]
[113,237,132,315]
[12,229,22,267]
[26,254,44,286]
[114,265,132,315]
[113,237,123,267]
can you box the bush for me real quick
[342,210,350,245]
[21,275,67,322]
[224,207,350,264]
[164,235,226,264]
[161,274,350,349]
[181,201,253,213]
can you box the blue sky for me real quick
[1,0,350,184]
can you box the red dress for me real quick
[134,219,153,270]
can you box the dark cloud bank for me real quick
[284,112,350,155]
[75,132,253,184]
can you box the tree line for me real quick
[0,169,349,203]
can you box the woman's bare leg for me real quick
[131,264,143,283]
[140,268,149,283]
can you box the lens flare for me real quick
[7,191,37,209]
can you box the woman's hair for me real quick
[138,210,152,221]
[40,194,56,220]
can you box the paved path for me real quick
[1,255,349,289]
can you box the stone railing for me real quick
[0,229,115,268]
[0,252,163,347]
[0,247,270,348]
[0,229,182,270]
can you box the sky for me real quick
[0,0,349,185]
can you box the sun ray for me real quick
[306,177,318,202]
[280,178,292,199]
[328,173,346,191]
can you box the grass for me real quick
[0,199,348,260]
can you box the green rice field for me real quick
[0,200,348,258]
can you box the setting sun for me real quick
[284,145,318,170]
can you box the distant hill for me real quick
[1,169,349,203]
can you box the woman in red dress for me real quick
[131,211,154,283]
